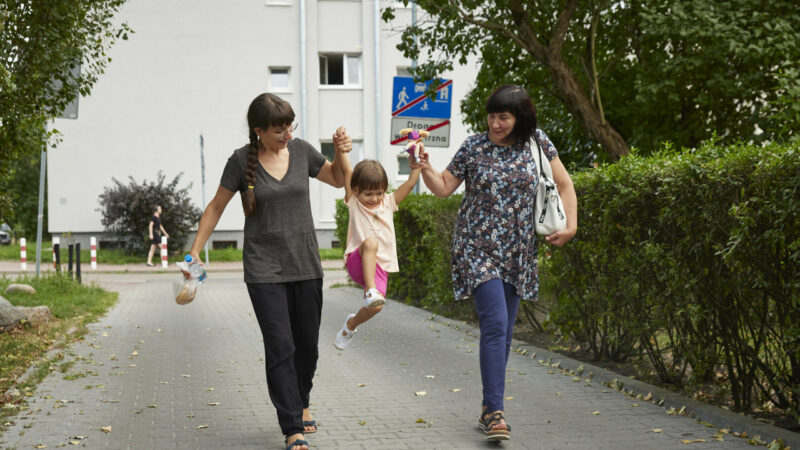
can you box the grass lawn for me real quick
[0,274,117,429]
[0,242,344,264]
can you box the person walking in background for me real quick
[334,158,422,350]
[410,85,578,441]
[146,205,168,267]
[182,93,352,450]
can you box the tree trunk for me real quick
[546,55,630,160]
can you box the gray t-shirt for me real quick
[220,139,327,283]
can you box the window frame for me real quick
[268,66,292,93]
[319,53,362,89]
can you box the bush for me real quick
[544,140,800,420]
[97,171,202,255]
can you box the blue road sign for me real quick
[391,77,452,119]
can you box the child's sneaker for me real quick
[364,288,386,308]
[334,313,357,350]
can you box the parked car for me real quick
[0,230,10,245]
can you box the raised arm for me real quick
[393,166,421,204]
[189,185,236,261]
[409,151,462,197]
[316,126,352,189]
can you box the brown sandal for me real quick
[478,411,511,441]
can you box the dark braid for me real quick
[242,130,259,216]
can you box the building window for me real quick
[397,156,411,175]
[212,240,237,250]
[320,140,363,162]
[320,142,335,162]
[319,54,361,87]
[269,67,290,92]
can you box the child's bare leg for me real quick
[347,304,383,331]
[360,237,379,290]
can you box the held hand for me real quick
[408,148,429,170]
[544,228,577,247]
[181,253,204,280]
[333,126,352,153]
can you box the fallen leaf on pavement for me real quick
[650,429,663,433]
[680,439,706,444]
[425,375,435,379]
[415,391,427,397]
[100,426,111,433]
[147,404,157,408]
[416,418,426,423]
[196,424,208,430]
[450,388,461,392]
[592,411,600,415]
[207,402,220,406]
[643,392,653,401]
[505,396,514,400]
[358,420,366,425]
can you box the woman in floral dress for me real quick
[411,85,578,441]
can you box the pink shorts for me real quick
[345,249,388,295]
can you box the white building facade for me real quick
[48,0,477,250]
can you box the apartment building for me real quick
[48,0,478,250]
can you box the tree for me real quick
[0,0,131,220]
[97,172,202,256]
[383,0,800,164]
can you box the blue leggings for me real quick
[473,279,521,413]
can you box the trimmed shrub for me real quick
[544,141,800,419]
[97,172,202,255]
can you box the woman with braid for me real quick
[183,93,351,450]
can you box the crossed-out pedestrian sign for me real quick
[391,77,452,119]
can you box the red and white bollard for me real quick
[160,236,168,268]
[52,237,59,269]
[90,236,97,270]
[20,238,27,271]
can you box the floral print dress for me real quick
[446,129,559,302]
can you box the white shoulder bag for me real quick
[531,136,567,236]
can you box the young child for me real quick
[334,157,422,350]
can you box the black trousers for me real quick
[246,279,323,437]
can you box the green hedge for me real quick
[544,141,800,420]
[335,141,799,421]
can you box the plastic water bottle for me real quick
[180,254,207,284]
[174,255,206,305]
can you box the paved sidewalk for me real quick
[0,270,795,449]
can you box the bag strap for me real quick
[530,134,550,182]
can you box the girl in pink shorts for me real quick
[334,157,422,349]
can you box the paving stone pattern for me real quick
[1,273,759,449]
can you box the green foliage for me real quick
[384,0,800,163]
[0,0,131,221]
[0,151,47,237]
[543,141,800,420]
[97,172,202,255]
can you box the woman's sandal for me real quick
[284,437,309,450]
[478,411,511,441]
[302,419,317,433]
